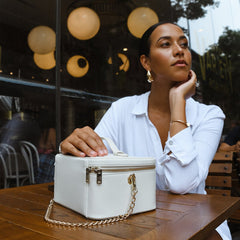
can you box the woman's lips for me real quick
[172,60,187,66]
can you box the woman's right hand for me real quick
[169,70,197,102]
[60,126,108,157]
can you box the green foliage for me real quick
[218,27,240,58]
[170,0,219,21]
[199,27,240,120]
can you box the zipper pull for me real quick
[94,168,102,184]
[86,167,91,183]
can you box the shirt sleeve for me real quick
[158,106,225,194]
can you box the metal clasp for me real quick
[86,167,91,183]
[95,168,102,184]
[128,174,136,190]
[86,167,102,184]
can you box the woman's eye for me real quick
[161,42,170,47]
[180,42,189,48]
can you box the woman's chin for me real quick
[173,72,189,82]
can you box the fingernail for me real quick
[79,152,86,157]
[104,149,108,154]
[98,150,104,155]
[89,151,97,156]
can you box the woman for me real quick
[60,22,230,240]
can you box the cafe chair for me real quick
[206,151,233,196]
[19,141,40,184]
[207,152,240,231]
[0,143,30,188]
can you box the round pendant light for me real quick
[33,51,56,70]
[118,53,130,72]
[67,7,100,40]
[67,55,89,77]
[28,26,56,54]
[127,7,159,38]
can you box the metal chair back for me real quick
[0,143,29,188]
[20,141,40,184]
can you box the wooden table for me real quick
[0,183,239,240]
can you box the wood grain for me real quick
[0,183,239,240]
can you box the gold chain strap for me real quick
[44,174,138,227]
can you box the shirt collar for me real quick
[131,91,197,127]
[132,91,150,116]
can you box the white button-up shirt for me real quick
[95,91,225,194]
[95,91,231,239]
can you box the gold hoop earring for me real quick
[147,70,154,83]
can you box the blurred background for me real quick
[0,0,239,187]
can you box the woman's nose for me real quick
[173,43,184,56]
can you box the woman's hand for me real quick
[169,70,197,137]
[169,70,197,101]
[60,126,108,157]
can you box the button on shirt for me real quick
[95,91,231,240]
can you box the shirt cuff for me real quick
[163,127,197,166]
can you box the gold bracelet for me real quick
[171,120,190,127]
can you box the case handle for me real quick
[101,137,128,157]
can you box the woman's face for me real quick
[147,23,192,83]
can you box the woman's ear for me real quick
[140,54,150,72]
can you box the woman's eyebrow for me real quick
[156,36,171,42]
[156,35,187,43]
[179,35,187,40]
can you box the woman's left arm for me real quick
[162,70,225,194]
[160,106,225,194]
[169,70,197,137]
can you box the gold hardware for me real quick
[170,120,190,127]
[128,174,136,190]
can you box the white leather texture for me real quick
[54,138,156,219]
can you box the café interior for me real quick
[0,0,240,238]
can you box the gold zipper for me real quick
[85,165,155,184]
